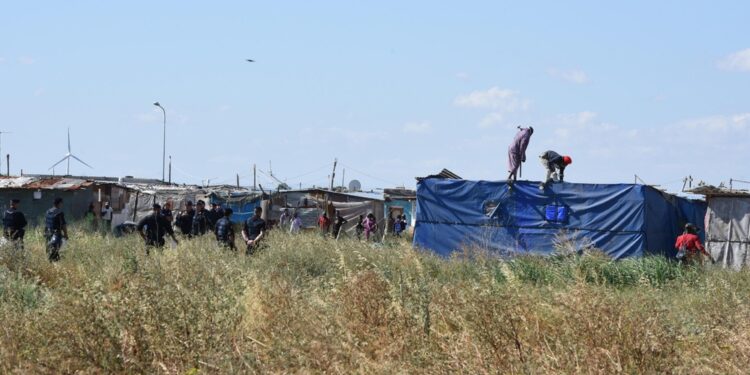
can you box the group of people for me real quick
[136,200,266,255]
[2,197,69,262]
[506,126,573,190]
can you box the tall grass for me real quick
[0,228,749,373]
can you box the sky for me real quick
[1,1,749,193]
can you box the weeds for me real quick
[0,229,747,373]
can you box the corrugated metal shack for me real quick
[689,185,750,270]
[0,175,133,226]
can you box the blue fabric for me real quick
[413,179,706,259]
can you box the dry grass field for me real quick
[1,226,749,374]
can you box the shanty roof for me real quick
[686,185,750,198]
[416,168,462,182]
[384,188,417,200]
[0,176,100,191]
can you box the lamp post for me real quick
[153,102,166,182]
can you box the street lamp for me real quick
[153,102,166,182]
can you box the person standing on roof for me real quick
[137,203,179,254]
[539,150,572,190]
[214,208,236,250]
[3,198,27,250]
[675,223,713,264]
[192,200,212,236]
[45,197,69,262]
[507,126,534,182]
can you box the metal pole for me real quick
[161,107,166,182]
[330,158,337,190]
[253,164,257,190]
[153,102,166,182]
[168,155,172,184]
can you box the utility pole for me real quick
[253,164,257,190]
[5,154,8,177]
[330,158,337,190]
[341,168,345,189]
[236,173,240,188]
[168,155,172,184]
[0,131,11,176]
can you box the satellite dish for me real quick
[348,179,362,192]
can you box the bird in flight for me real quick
[246,59,255,62]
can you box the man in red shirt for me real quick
[674,223,713,264]
[318,212,331,235]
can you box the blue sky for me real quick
[2,1,749,192]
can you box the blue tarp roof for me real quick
[413,179,706,259]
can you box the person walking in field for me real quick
[355,215,364,240]
[675,223,713,264]
[508,126,533,182]
[45,197,69,262]
[289,212,303,234]
[192,200,212,236]
[137,203,179,253]
[214,208,236,250]
[101,201,114,232]
[363,213,378,242]
[242,206,266,255]
[538,150,572,190]
[318,212,331,235]
[175,201,195,237]
[333,210,347,239]
[279,208,291,231]
[3,198,27,250]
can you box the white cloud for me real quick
[479,112,504,129]
[454,86,530,112]
[402,121,432,134]
[718,48,750,72]
[18,56,35,65]
[547,68,589,84]
[677,113,750,132]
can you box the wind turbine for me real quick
[49,128,93,175]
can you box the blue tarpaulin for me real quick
[413,179,706,259]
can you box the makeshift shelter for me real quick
[0,175,133,226]
[414,179,706,259]
[688,185,750,270]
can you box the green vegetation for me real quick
[1,229,749,373]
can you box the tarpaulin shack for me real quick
[271,188,385,237]
[688,185,750,270]
[414,179,706,259]
[0,175,133,226]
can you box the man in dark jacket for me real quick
[242,206,266,255]
[192,200,212,236]
[539,150,572,189]
[45,197,69,262]
[214,208,236,250]
[175,201,195,237]
[3,198,27,250]
[137,203,179,253]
